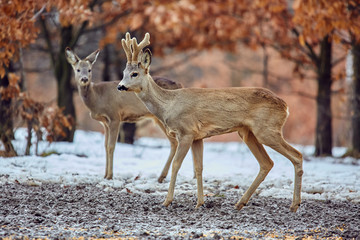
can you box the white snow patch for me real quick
[0,129,359,204]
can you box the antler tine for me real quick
[121,32,132,63]
[131,32,150,62]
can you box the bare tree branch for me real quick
[24,67,52,73]
[29,43,49,52]
[291,28,319,66]
[39,17,56,69]
[151,51,201,75]
[83,9,133,34]
[332,54,347,67]
[69,21,89,49]
[31,4,47,21]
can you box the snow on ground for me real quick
[1,129,360,204]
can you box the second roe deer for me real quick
[117,32,303,212]
[65,47,183,182]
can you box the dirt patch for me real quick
[1,183,359,239]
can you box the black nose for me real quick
[81,78,88,83]
[117,85,128,91]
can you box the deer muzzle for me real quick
[117,84,128,91]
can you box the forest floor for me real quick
[1,183,359,239]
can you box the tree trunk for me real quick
[25,120,32,156]
[102,44,111,82]
[351,42,360,156]
[262,44,269,88]
[54,26,76,142]
[314,36,333,156]
[119,122,136,144]
[0,63,17,156]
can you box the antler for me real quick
[131,32,150,62]
[121,32,150,63]
[121,32,132,63]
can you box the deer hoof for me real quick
[157,176,165,183]
[290,203,300,212]
[235,202,246,210]
[104,175,112,180]
[163,199,172,207]
[195,202,204,209]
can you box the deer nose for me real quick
[117,84,128,91]
[81,77,88,83]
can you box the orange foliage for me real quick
[51,0,95,27]
[41,106,74,142]
[0,0,97,77]
[0,73,20,100]
[0,0,47,77]
[0,72,73,144]
[2,0,360,76]
[293,0,360,44]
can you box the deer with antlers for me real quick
[65,47,184,182]
[117,32,303,212]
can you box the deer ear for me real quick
[86,49,100,65]
[65,47,80,65]
[141,48,152,69]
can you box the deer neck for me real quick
[137,76,173,119]
[78,83,96,108]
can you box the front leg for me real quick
[103,123,111,179]
[98,119,111,179]
[191,139,204,208]
[154,119,178,183]
[158,135,178,183]
[163,135,193,207]
[93,114,112,179]
[105,121,120,180]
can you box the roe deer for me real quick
[117,32,303,212]
[65,47,184,182]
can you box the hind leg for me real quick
[191,139,204,208]
[236,128,274,210]
[259,132,303,212]
[271,138,303,212]
[163,135,192,207]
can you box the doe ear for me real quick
[85,49,100,65]
[65,47,80,65]
[141,48,152,69]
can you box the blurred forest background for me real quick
[1,0,360,158]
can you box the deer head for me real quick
[117,32,151,93]
[65,47,100,86]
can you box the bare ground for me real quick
[0,183,359,239]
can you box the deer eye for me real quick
[88,69,91,73]
[77,69,80,72]
[131,72,138,78]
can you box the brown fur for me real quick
[118,32,303,212]
[65,47,183,182]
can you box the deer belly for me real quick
[195,122,239,139]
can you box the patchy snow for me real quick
[1,129,360,204]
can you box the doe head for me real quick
[65,47,100,86]
[117,32,152,93]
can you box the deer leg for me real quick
[236,129,274,210]
[105,121,120,180]
[191,139,204,208]
[265,136,303,212]
[159,136,178,183]
[102,122,111,179]
[163,136,192,207]
[155,120,178,183]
